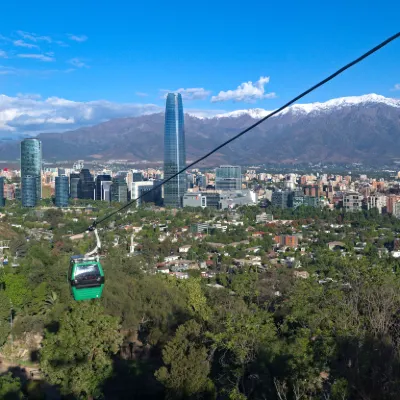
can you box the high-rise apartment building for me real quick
[343,192,363,212]
[21,138,42,206]
[77,169,95,199]
[0,177,5,207]
[164,93,186,208]
[55,176,69,207]
[367,194,387,214]
[215,166,242,191]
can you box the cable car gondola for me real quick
[69,227,105,301]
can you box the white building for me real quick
[131,181,154,207]
[367,195,387,214]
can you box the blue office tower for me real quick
[0,177,5,207]
[163,93,186,208]
[55,176,69,207]
[21,176,37,207]
[21,138,42,206]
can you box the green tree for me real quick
[0,373,23,400]
[155,320,215,399]
[40,302,122,399]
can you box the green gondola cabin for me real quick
[69,255,105,301]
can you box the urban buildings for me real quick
[271,190,293,209]
[367,194,387,214]
[0,177,4,207]
[215,166,242,191]
[164,93,186,208]
[21,138,42,207]
[69,173,80,199]
[183,190,257,210]
[95,174,112,200]
[55,176,69,207]
[77,169,95,200]
[131,181,154,207]
[343,191,363,212]
[110,177,128,203]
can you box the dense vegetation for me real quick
[1,203,400,399]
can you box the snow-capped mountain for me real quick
[213,94,400,119]
[1,93,400,164]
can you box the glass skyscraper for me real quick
[77,169,95,199]
[215,165,242,191]
[69,173,80,199]
[110,177,128,203]
[95,174,112,200]
[21,176,37,207]
[55,176,69,207]
[164,93,186,208]
[21,138,42,206]
[0,177,5,207]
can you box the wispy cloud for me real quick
[211,76,276,103]
[68,58,88,68]
[16,30,52,43]
[17,53,55,62]
[391,84,400,91]
[160,87,211,100]
[0,66,16,75]
[0,50,7,58]
[13,39,39,49]
[136,92,149,97]
[68,34,88,42]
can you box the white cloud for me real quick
[68,58,88,68]
[0,50,7,58]
[391,84,400,91]
[160,87,211,100]
[136,92,149,97]
[0,94,163,134]
[211,76,276,103]
[16,30,52,43]
[17,53,55,62]
[13,40,39,49]
[68,34,88,42]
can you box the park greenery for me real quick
[0,201,400,399]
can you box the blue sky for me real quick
[0,0,399,134]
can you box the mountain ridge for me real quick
[1,93,400,165]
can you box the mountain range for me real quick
[1,93,400,165]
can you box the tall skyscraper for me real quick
[69,173,80,199]
[95,174,112,200]
[77,169,95,199]
[110,177,128,203]
[21,138,42,206]
[55,176,69,207]
[215,166,242,191]
[164,93,186,208]
[0,177,5,207]
[21,176,37,207]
